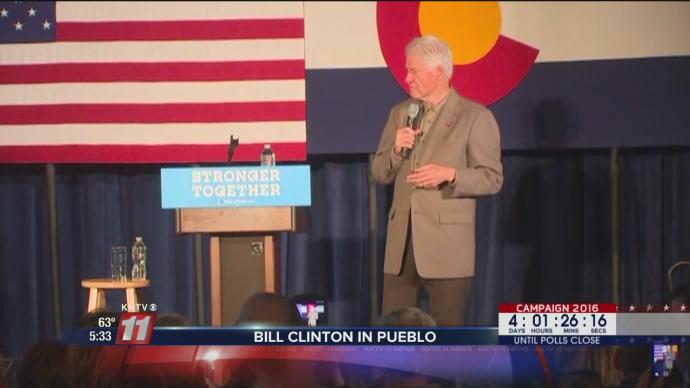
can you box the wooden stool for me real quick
[81,278,150,312]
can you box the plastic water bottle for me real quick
[260,144,275,167]
[131,237,147,280]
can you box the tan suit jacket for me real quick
[372,89,503,279]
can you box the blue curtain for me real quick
[0,166,53,357]
[2,150,690,359]
[619,149,690,303]
[464,150,613,324]
[52,165,208,327]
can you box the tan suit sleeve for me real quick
[451,109,503,196]
[372,107,404,184]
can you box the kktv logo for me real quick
[121,303,157,312]
[115,313,156,345]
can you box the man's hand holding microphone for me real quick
[393,126,421,157]
[394,103,422,158]
[393,102,456,189]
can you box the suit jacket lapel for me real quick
[418,89,464,165]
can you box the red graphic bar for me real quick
[621,304,689,313]
[499,303,618,313]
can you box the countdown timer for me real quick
[498,304,617,336]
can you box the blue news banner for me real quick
[69,327,496,346]
[68,304,690,346]
[66,326,687,346]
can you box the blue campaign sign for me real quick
[161,165,311,208]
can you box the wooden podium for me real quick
[176,207,305,326]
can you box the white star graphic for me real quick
[42,20,50,30]
[1,8,8,17]
[682,304,687,312]
[629,305,636,312]
[14,21,22,30]
[646,304,653,311]
[664,304,670,311]
[28,7,36,17]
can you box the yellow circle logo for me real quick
[419,1,501,65]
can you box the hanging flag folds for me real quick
[0,1,306,163]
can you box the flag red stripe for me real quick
[0,143,307,163]
[56,19,305,41]
[0,60,305,84]
[0,102,305,124]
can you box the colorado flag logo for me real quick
[377,1,539,105]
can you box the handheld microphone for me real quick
[401,102,421,159]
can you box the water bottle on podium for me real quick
[261,144,275,166]
[131,237,147,280]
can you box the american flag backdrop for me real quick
[0,1,306,163]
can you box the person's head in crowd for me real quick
[156,312,190,327]
[67,346,101,387]
[663,285,690,387]
[235,292,303,327]
[79,308,119,328]
[670,282,690,311]
[557,369,603,388]
[0,352,9,388]
[374,307,445,388]
[17,340,99,388]
[615,346,651,387]
[18,340,70,388]
[224,295,321,387]
[379,307,437,327]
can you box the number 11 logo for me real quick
[116,313,156,344]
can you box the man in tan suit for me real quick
[372,35,503,325]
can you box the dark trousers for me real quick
[381,222,472,326]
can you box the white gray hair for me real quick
[405,35,453,80]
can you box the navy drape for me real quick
[2,150,690,358]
